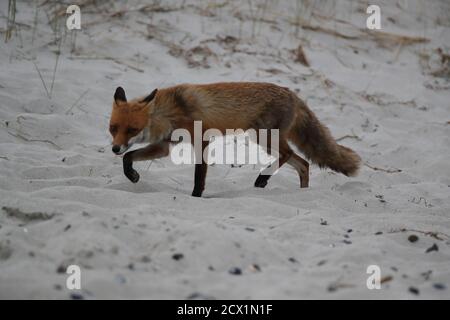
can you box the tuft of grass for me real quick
[5,0,16,42]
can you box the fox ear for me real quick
[114,87,127,103]
[141,89,158,104]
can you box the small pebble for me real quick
[433,283,446,290]
[425,243,439,253]
[421,270,432,280]
[375,231,383,235]
[64,224,71,232]
[245,227,255,232]
[343,239,352,245]
[408,287,420,295]
[70,293,84,300]
[172,253,184,261]
[250,264,261,272]
[408,234,419,243]
[229,267,242,275]
[327,284,338,292]
[56,264,66,274]
[186,292,215,300]
[317,260,327,266]
[288,257,298,263]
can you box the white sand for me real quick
[0,0,449,299]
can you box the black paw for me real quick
[254,176,268,188]
[191,188,203,197]
[125,169,140,183]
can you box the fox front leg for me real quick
[191,141,209,197]
[122,141,170,183]
[123,156,140,183]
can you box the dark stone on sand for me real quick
[251,264,261,271]
[187,292,216,300]
[172,253,184,261]
[70,292,84,300]
[408,287,420,295]
[317,260,327,266]
[433,283,446,290]
[408,234,419,243]
[229,267,242,275]
[56,264,66,274]
[288,257,298,263]
[425,243,439,253]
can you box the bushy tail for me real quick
[289,103,361,176]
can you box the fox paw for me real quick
[191,188,203,197]
[254,176,268,188]
[125,169,140,183]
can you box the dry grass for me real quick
[5,0,16,42]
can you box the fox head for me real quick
[109,87,157,155]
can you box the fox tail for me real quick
[289,102,361,176]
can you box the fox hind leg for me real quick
[253,137,310,189]
[254,151,291,187]
[287,153,309,188]
[254,138,292,188]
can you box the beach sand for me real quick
[0,0,449,299]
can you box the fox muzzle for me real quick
[112,144,131,155]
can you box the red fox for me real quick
[109,82,361,197]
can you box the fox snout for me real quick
[112,145,120,154]
[112,131,147,154]
[112,143,131,155]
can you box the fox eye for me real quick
[127,127,139,135]
[109,125,118,135]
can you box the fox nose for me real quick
[112,145,121,154]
